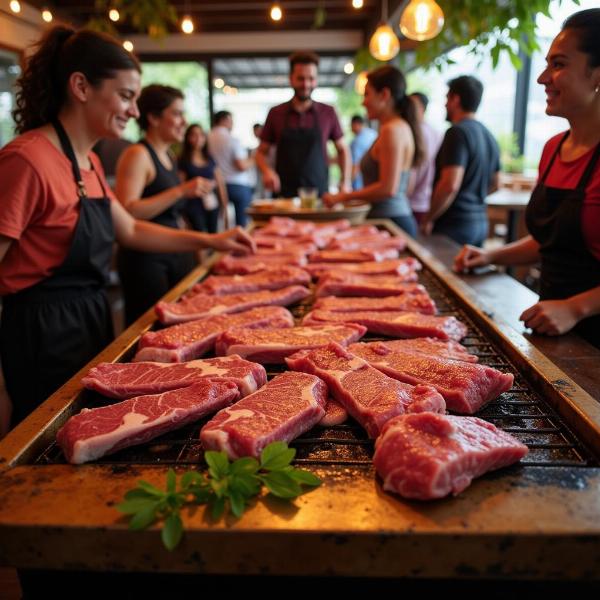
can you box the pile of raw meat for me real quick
[57,217,527,501]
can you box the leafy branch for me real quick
[116,442,321,551]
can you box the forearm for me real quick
[255,150,271,177]
[567,285,600,322]
[488,235,540,265]
[338,146,352,189]
[333,179,398,204]
[122,184,185,221]
[120,220,210,253]
[428,183,458,221]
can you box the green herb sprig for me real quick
[116,441,321,551]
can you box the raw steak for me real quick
[319,399,348,426]
[253,239,318,255]
[156,285,310,325]
[215,323,367,363]
[373,412,528,500]
[134,306,294,363]
[303,309,468,341]
[314,293,436,315]
[347,342,513,413]
[213,252,307,275]
[308,248,399,262]
[335,225,385,239]
[200,371,327,459]
[349,338,478,363]
[286,343,445,438]
[58,380,239,464]
[326,233,391,248]
[329,237,406,252]
[81,355,267,399]
[315,272,421,297]
[192,266,311,295]
[305,258,421,278]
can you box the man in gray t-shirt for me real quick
[423,76,500,247]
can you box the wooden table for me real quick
[486,188,531,243]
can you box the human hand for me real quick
[322,192,342,208]
[211,226,256,255]
[182,177,215,197]
[262,169,281,193]
[453,244,491,273]
[520,299,580,336]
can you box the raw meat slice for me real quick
[253,239,318,255]
[329,237,406,252]
[347,342,513,413]
[286,343,445,438]
[314,294,436,315]
[319,399,348,426]
[373,413,528,500]
[57,380,240,464]
[81,355,267,399]
[200,371,327,459]
[192,266,311,295]
[215,323,367,363]
[315,272,421,297]
[305,258,421,278]
[213,252,307,275]
[134,306,294,363]
[308,249,399,262]
[335,225,385,239]
[349,338,478,363]
[156,285,310,325]
[303,309,468,341]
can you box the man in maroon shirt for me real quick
[256,51,351,198]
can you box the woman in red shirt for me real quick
[0,26,254,430]
[454,9,600,347]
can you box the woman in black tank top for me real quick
[116,85,216,325]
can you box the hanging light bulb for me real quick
[214,78,225,89]
[9,1,21,13]
[369,0,400,61]
[181,15,194,34]
[343,62,355,75]
[123,40,134,52]
[108,8,120,22]
[399,0,444,42]
[42,8,53,22]
[355,71,368,95]
[270,4,283,22]
[352,0,364,8]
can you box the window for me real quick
[0,48,20,148]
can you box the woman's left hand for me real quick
[322,192,343,208]
[211,227,256,255]
[519,299,580,336]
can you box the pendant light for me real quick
[399,0,444,41]
[355,71,368,95]
[270,4,283,22]
[369,0,400,62]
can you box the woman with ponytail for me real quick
[323,65,424,237]
[0,27,254,429]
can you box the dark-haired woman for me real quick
[115,85,217,325]
[179,123,229,234]
[0,27,254,429]
[323,66,423,237]
[455,9,600,346]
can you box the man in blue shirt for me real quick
[350,115,377,190]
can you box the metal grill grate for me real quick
[34,252,598,469]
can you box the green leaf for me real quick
[205,450,230,479]
[124,488,155,501]
[180,471,204,489]
[190,486,213,504]
[129,503,159,530]
[209,495,226,520]
[230,473,262,498]
[136,480,165,498]
[230,457,260,476]
[228,490,246,518]
[116,498,154,514]
[260,471,303,499]
[287,469,322,488]
[166,469,176,493]
[161,512,183,551]
[260,442,296,471]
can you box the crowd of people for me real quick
[0,7,598,433]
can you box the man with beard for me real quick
[256,51,351,198]
[422,75,500,246]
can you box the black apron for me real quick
[275,103,329,198]
[525,132,600,347]
[1,120,115,426]
[117,140,195,326]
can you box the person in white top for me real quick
[207,111,254,226]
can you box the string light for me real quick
[9,1,21,14]
[355,71,368,95]
[399,0,444,41]
[181,15,194,34]
[214,78,225,89]
[123,40,134,52]
[270,4,282,22]
[343,62,354,75]
[352,0,364,8]
[42,8,53,22]
[369,0,400,61]
[108,8,120,22]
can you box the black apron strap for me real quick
[539,131,570,184]
[52,119,88,198]
[576,142,600,192]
